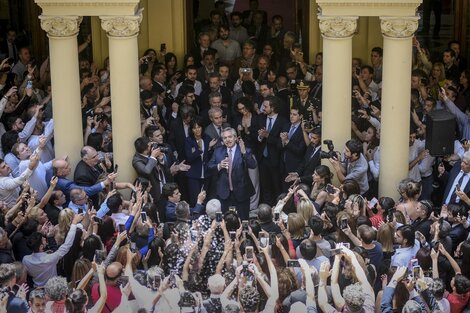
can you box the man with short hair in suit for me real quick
[132,137,169,202]
[207,127,257,219]
[439,150,470,209]
[257,96,289,205]
[280,106,306,191]
[285,126,322,186]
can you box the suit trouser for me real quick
[259,158,281,206]
[220,192,250,220]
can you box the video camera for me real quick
[320,139,338,159]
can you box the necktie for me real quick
[217,127,222,137]
[288,125,296,139]
[263,118,272,157]
[450,173,466,203]
[228,148,233,191]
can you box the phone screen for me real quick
[216,212,222,223]
[340,218,348,230]
[274,212,280,221]
[118,224,125,232]
[287,259,300,267]
[245,246,254,260]
[242,220,249,231]
[141,212,147,223]
[259,233,269,248]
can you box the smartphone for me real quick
[456,183,461,192]
[118,224,126,232]
[269,232,277,245]
[94,250,106,264]
[216,212,223,223]
[340,217,348,230]
[274,212,280,222]
[141,212,147,223]
[160,43,166,52]
[153,275,161,290]
[114,164,118,173]
[412,266,421,280]
[287,259,300,267]
[190,230,198,243]
[245,246,254,260]
[340,242,350,249]
[410,258,419,268]
[387,210,395,223]
[242,220,249,232]
[26,80,33,89]
[130,241,137,253]
[259,233,269,248]
[326,184,335,194]
[433,240,440,252]
[78,207,83,214]
[229,231,236,241]
[93,216,103,224]
[169,270,178,286]
[368,197,378,209]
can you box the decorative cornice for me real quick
[380,16,419,38]
[39,15,82,37]
[318,16,358,38]
[100,9,143,37]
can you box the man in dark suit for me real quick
[199,73,231,111]
[168,106,195,201]
[257,96,289,205]
[285,127,322,186]
[74,146,103,187]
[242,0,267,27]
[439,152,470,208]
[208,127,257,219]
[132,137,170,202]
[280,106,307,191]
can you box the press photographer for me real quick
[328,139,369,195]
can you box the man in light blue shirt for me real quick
[391,225,420,268]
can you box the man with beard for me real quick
[211,25,241,67]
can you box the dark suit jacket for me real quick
[440,161,470,208]
[296,144,321,185]
[132,153,167,201]
[258,114,288,167]
[281,123,307,173]
[184,135,213,179]
[199,86,232,111]
[275,88,291,120]
[168,118,188,162]
[73,160,101,186]
[207,145,257,201]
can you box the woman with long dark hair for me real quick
[184,117,216,206]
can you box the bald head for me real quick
[140,77,153,91]
[106,262,123,281]
[81,146,99,167]
[53,159,71,177]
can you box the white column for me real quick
[379,16,419,198]
[100,12,142,185]
[318,16,358,181]
[39,16,83,172]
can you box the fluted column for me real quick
[318,16,358,181]
[379,16,419,198]
[101,12,142,185]
[40,15,83,173]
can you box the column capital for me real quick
[39,15,82,37]
[100,10,143,37]
[380,16,419,38]
[318,16,358,38]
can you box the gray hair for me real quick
[209,91,222,101]
[206,199,222,219]
[208,274,225,294]
[222,127,237,137]
[0,264,15,286]
[45,276,68,301]
[175,201,190,219]
[464,151,470,161]
[343,283,365,312]
[29,288,46,301]
[208,107,223,119]
[402,299,422,313]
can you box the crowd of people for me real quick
[0,0,470,312]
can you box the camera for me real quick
[240,67,252,73]
[303,120,314,129]
[320,139,338,159]
[152,143,169,153]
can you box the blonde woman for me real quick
[377,223,395,262]
[287,213,306,249]
[55,208,75,245]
